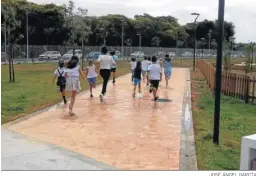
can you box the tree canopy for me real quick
[1,0,236,48]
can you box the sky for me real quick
[29,0,256,43]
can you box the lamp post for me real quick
[137,33,141,50]
[201,38,205,59]
[121,19,124,58]
[213,0,225,145]
[26,10,29,60]
[208,29,212,52]
[191,12,200,71]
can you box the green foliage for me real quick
[244,45,252,73]
[1,1,236,47]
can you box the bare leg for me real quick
[153,88,157,99]
[165,75,168,86]
[61,90,67,104]
[133,85,136,97]
[90,84,93,96]
[138,83,141,93]
[69,91,76,115]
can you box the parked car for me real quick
[167,52,176,57]
[130,51,145,58]
[154,51,166,59]
[1,52,7,64]
[62,49,83,61]
[181,52,193,57]
[38,51,61,60]
[85,51,101,60]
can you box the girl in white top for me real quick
[65,56,86,115]
[85,60,98,98]
[130,58,136,82]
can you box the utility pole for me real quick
[191,13,200,71]
[26,10,29,60]
[208,29,212,52]
[121,20,124,58]
[213,0,225,145]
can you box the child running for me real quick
[130,58,136,82]
[65,56,86,115]
[163,54,172,86]
[141,56,149,82]
[110,51,117,84]
[147,56,162,102]
[85,60,98,98]
[52,59,67,104]
[133,61,142,98]
[146,56,152,86]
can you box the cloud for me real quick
[28,0,256,43]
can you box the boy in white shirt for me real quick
[147,56,162,101]
[130,57,136,82]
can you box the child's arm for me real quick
[111,57,116,66]
[79,69,86,80]
[52,75,57,83]
[84,67,88,77]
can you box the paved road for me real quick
[1,129,115,170]
[2,68,196,170]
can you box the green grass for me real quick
[192,72,256,170]
[1,60,130,124]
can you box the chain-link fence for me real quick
[1,44,247,62]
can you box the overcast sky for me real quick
[29,0,256,43]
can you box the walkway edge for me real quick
[179,68,198,170]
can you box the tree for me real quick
[151,36,160,47]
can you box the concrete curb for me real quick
[179,68,198,170]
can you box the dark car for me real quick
[86,51,101,60]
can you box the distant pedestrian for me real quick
[110,51,117,84]
[141,56,149,82]
[52,59,67,104]
[146,56,152,85]
[163,54,172,86]
[133,61,142,98]
[147,56,162,101]
[65,56,86,115]
[85,60,98,98]
[130,57,136,82]
[97,46,116,102]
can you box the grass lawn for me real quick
[1,60,130,124]
[191,69,256,170]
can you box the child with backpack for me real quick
[52,59,67,104]
[85,60,98,98]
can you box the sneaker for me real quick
[90,94,93,98]
[149,86,153,93]
[69,109,75,116]
[100,94,104,102]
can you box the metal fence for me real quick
[1,45,247,60]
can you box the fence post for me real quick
[245,76,250,104]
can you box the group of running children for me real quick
[52,48,172,115]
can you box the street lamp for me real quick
[137,33,141,50]
[121,19,124,58]
[26,9,29,60]
[208,29,212,52]
[200,38,205,59]
[213,0,225,145]
[191,12,200,71]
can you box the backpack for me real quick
[56,68,66,86]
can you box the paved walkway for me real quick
[2,68,196,170]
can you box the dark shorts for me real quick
[150,80,160,89]
[111,68,116,72]
[59,84,66,92]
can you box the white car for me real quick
[62,49,83,60]
[130,51,145,58]
[168,52,176,57]
[39,51,61,60]
[181,52,193,57]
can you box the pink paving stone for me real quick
[5,68,187,170]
